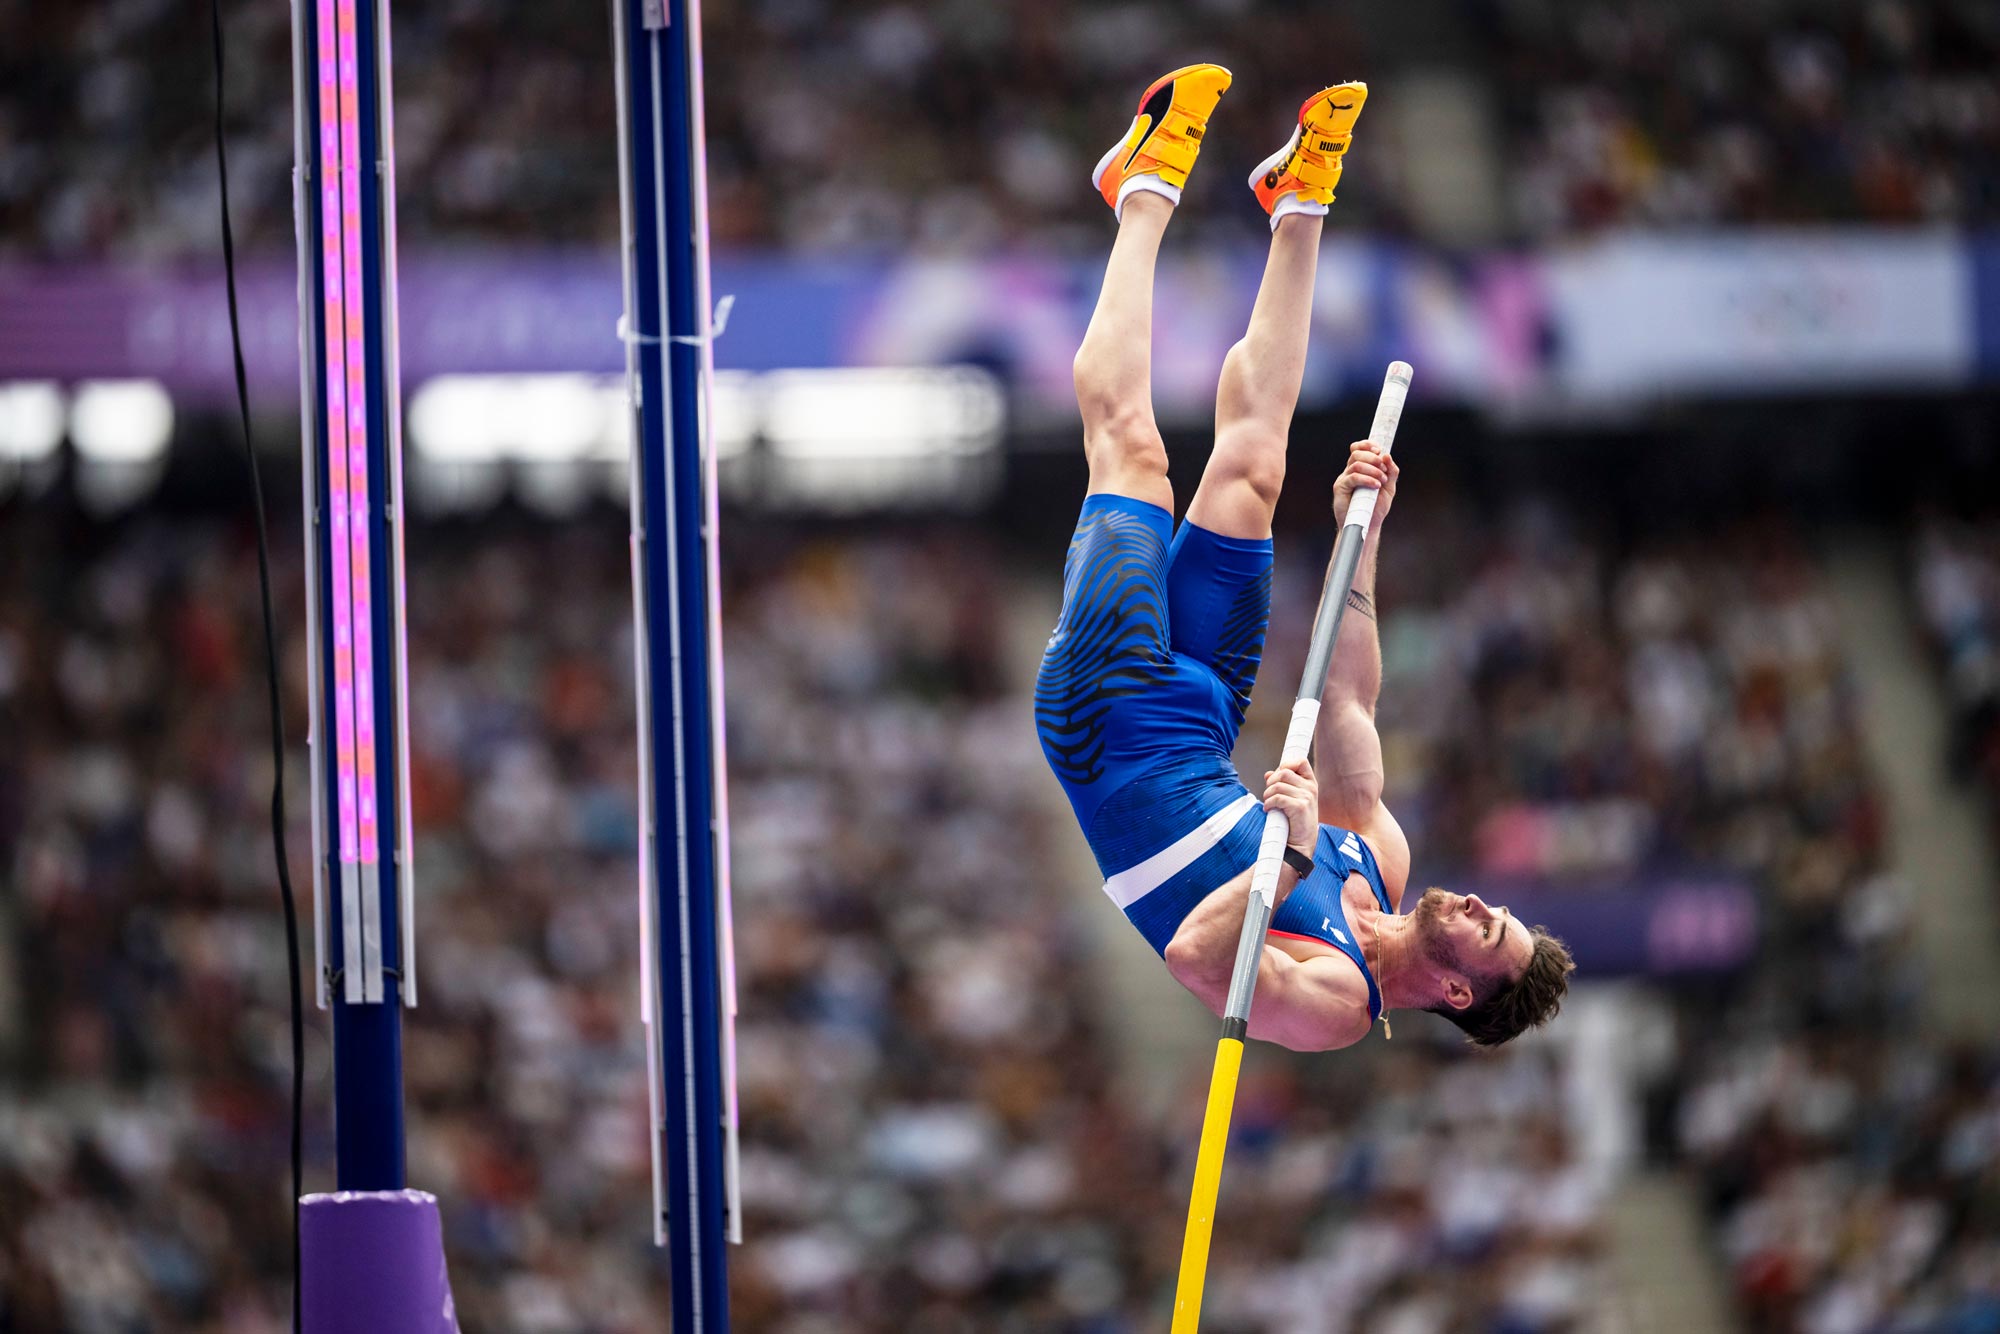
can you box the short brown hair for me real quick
[1431,928,1575,1047]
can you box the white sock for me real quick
[1269,192,1328,232]
[1116,173,1181,221]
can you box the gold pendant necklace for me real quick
[1370,907,1392,1041]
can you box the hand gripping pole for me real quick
[1170,361,1412,1333]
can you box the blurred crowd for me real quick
[5,0,1997,261]
[4,0,1999,1328]
[1252,495,2000,1331]
[1496,0,2000,237]
[10,481,2000,1329]
[1677,1032,2000,1332]
[1253,499,1882,905]
[0,1,618,261]
[0,507,1620,1332]
[1197,1044,1607,1334]
[1915,520,2000,831]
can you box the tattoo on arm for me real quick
[1345,588,1375,621]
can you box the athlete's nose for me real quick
[1463,894,1491,918]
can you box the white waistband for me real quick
[1101,792,1259,910]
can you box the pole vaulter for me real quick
[1029,65,1578,1332]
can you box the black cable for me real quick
[209,2,307,1329]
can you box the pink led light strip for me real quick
[316,0,377,883]
[338,0,380,876]
[317,0,359,880]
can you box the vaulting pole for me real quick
[1170,361,1412,1333]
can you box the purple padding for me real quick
[301,1190,459,1334]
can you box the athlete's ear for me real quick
[1440,975,1475,1011]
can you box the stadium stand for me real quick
[1493,0,2000,236]
[10,483,1989,1330]
[0,510,1621,1331]
[1916,520,2000,829]
[5,1,1999,1325]
[4,0,1997,259]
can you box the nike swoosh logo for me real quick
[1119,114,1155,174]
[1123,78,1178,174]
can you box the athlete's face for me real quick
[1414,889,1533,993]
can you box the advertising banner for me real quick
[4,229,1992,416]
[0,247,1523,419]
[1542,232,1973,402]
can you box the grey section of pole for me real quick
[1221,899,1274,1027]
[1300,532,1367,700]
[1219,523,1368,1025]
[1213,358,1412,1032]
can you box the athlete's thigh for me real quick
[1035,494,1177,798]
[1087,462,1176,516]
[1165,517,1273,734]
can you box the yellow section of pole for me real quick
[1170,1035,1245,1333]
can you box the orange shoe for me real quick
[1091,63,1233,216]
[1250,82,1368,220]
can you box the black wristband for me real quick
[1283,845,1315,877]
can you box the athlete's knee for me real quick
[1208,420,1288,510]
[1215,339,1295,439]
[1074,338,1168,483]
[1082,406,1168,482]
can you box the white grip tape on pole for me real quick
[1345,487,1380,534]
[1281,698,1320,767]
[1346,361,1412,535]
[1249,810,1290,908]
[1254,701,1323,905]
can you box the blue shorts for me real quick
[1034,494,1274,919]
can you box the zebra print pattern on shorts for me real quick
[1203,561,1272,725]
[1035,506,1174,788]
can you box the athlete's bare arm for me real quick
[1314,442,1412,906]
[1164,759,1375,1052]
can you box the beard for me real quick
[1411,888,1462,972]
